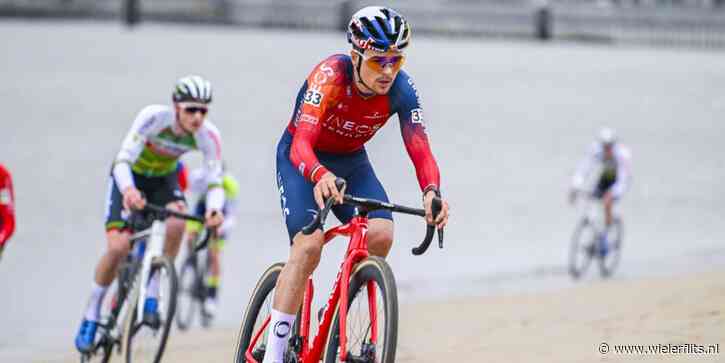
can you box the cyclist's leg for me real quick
[185,199,205,251]
[76,177,132,352]
[206,202,230,303]
[204,236,224,315]
[274,166,324,313]
[329,150,394,257]
[263,133,326,362]
[594,175,616,228]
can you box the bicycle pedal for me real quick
[251,346,266,361]
[288,335,303,355]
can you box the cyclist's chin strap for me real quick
[353,49,376,96]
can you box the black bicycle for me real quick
[80,204,211,363]
[568,190,624,279]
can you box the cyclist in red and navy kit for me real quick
[264,6,450,362]
[0,163,16,260]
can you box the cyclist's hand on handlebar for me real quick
[424,190,449,228]
[313,172,345,209]
[205,209,224,229]
[122,187,146,211]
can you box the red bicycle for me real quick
[234,179,443,363]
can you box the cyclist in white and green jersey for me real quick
[75,75,226,353]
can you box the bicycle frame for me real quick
[86,220,166,357]
[246,215,376,363]
[135,220,167,326]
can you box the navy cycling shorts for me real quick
[276,131,393,242]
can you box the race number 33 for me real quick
[304,89,323,107]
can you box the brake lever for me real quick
[302,178,347,235]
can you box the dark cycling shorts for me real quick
[105,168,185,231]
[276,130,393,243]
[593,173,617,199]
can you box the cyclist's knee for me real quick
[166,217,186,234]
[290,231,324,273]
[367,219,394,257]
[165,201,187,228]
[106,230,131,258]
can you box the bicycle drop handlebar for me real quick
[129,203,216,252]
[301,178,445,256]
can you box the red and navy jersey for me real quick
[286,54,440,192]
[0,163,15,246]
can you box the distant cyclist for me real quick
[183,164,240,318]
[0,163,16,260]
[264,6,450,363]
[569,127,632,228]
[74,75,225,353]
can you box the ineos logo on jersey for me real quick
[274,321,291,338]
[304,89,323,107]
[322,116,384,139]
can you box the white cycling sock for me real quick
[262,308,296,363]
[83,281,108,322]
[147,271,160,299]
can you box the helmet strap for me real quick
[353,50,376,96]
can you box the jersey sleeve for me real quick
[219,175,240,236]
[611,146,632,198]
[289,59,345,183]
[390,72,441,192]
[113,105,166,191]
[0,164,16,245]
[196,122,225,211]
[571,143,599,190]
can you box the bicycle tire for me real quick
[81,277,122,363]
[324,256,398,363]
[599,217,624,278]
[80,339,112,363]
[569,218,596,279]
[124,256,178,363]
[233,262,286,363]
[176,255,198,331]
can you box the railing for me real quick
[2,0,725,49]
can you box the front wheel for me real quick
[124,256,178,363]
[599,217,624,278]
[569,218,596,279]
[176,254,201,331]
[234,263,293,363]
[324,256,398,363]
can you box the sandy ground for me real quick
[38,267,724,363]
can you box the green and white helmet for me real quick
[172,75,212,104]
